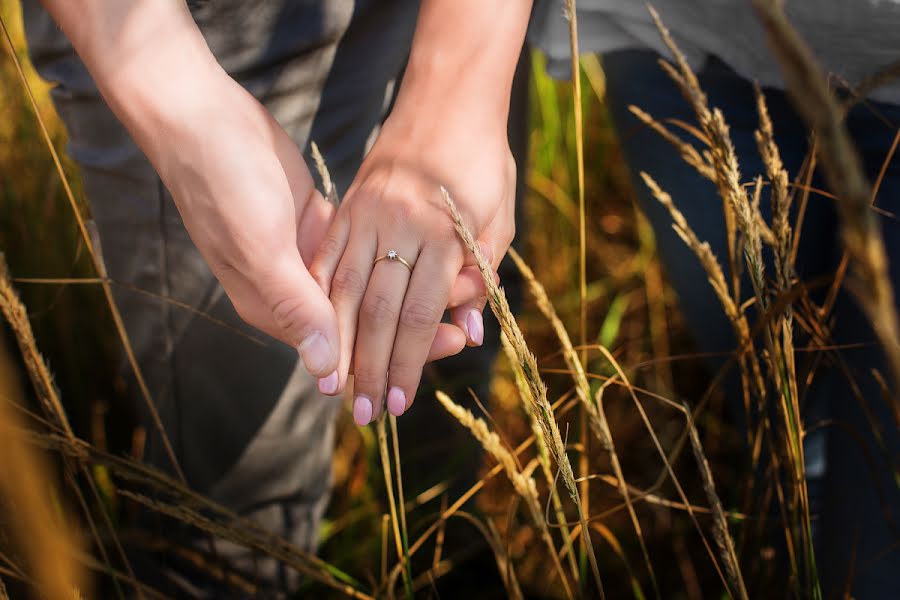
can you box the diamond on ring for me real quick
[374,249,413,271]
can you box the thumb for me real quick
[256,252,341,378]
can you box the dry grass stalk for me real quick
[0,13,184,483]
[639,174,739,324]
[684,405,749,600]
[375,416,412,598]
[120,491,373,600]
[0,575,7,600]
[628,105,716,181]
[311,141,339,206]
[755,87,793,293]
[0,255,141,598]
[0,338,85,599]
[19,416,366,598]
[387,415,412,595]
[645,7,820,595]
[562,1,593,573]
[500,334,581,585]
[642,10,818,595]
[435,391,572,600]
[442,187,604,598]
[752,0,900,399]
[647,5,747,352]
[508,247,659,595]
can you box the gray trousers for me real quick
[22,0,419,592]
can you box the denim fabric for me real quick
[604,49,900,598]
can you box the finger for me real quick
[317,226,376,397]
[427,323,467,362]
[386,242,463,417]
[295,188,336,264]
[250,250,341,377]
[461,240,493,268]
[447,266,499,308]
[447,239,498,307]
[351,242,419,426]
[308,208,352,296]
[269,117,338,262]
[450,296,488,348]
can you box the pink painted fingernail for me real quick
[353,395,373,426]
[466,310,484,346]
[387,387,407,417]
[318,371,339,395]
[298,331,333,376]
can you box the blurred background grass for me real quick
[0,1,749,597]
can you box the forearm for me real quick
[393,0,533,133]
[38,1,236,170]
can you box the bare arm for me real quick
[38,0,343,376]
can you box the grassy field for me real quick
[2,1,898,599]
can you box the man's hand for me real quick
[308,0,530,425]
[41,0,341,377]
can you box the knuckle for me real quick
[270,296,309,341]
[504,223,517,247]
[330,267,367,301]
[352,363,385,389]
[383,198,415,228]
[388,361,421,384]
[317,233,343,262]
[400,297,443,333]
[361,292,399,326]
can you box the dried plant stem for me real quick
[0,256,136,599]
[120,491,373,600]
[684,405,749,600]
[509,248,659,597]
[0,336,84,599]
[310,141,339,206]
[563,2,592,583]
[752,0,900,401]
[376,416,412,598]
[435,392,572,600]
[442,188,605,598]
[629,105,716,181]
[388,416,413,598]
[501,334,581,585]
[0,12,184,483]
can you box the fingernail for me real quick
[353,395,373,426]
[298,331,332,376]
[387,387,407,417]
[466,310,484,346]
[318,371,339,395]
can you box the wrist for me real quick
[391,0,531,136]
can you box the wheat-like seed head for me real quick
[628,105,716,182]
[310,141,339,206]
[441,188,578,493]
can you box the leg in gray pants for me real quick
[21,0,418,593]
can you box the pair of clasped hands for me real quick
[199,77,516,427]
[52,0,526,426]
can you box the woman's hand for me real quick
[309,105,516,425]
